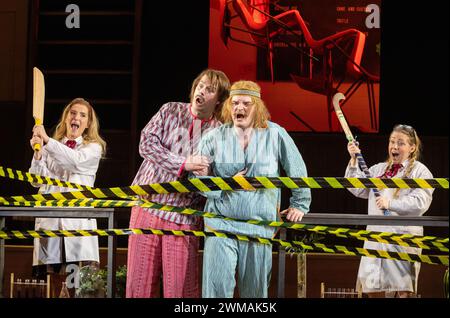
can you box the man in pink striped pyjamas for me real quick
[126,69,230,298]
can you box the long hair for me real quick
[53,98,107,155]
[384,124,422,197]
[189,69,230,121]
[221,80,271,128]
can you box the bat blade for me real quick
[332,92,354,142]
[33,67,45,151]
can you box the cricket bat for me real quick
[33,67,45,151]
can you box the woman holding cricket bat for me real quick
[29,97,106,296]
[345,124,434,298]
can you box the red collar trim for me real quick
[189,104,214,123]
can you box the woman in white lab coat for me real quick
[345,124,434,298]
[29,98,106,294]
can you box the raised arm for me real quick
[344,141,371,199]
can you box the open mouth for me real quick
[70,123,80,131]
[391,152,399,159]
[236,113,246,120]
[195,96,205,105]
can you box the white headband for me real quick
[230,89,261,98]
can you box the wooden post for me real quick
[9,273,14,298]
[297,252,307,298]
[46,274,50,298]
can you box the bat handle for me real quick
[33,118,42,152]
[355,152,391,216]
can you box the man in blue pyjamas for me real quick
[197,80,311,298]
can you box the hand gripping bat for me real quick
[332,92,390,215]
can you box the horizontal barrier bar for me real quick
[1,207,448,227]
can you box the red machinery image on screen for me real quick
[209,0,381,132]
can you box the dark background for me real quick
[379,0,449,136]
[139,0,450,136]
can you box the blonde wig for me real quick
[53,98,106,155]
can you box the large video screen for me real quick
[209,0,381,132]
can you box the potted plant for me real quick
[286,232,324,298]
[99,265,127,298]
[75,265,106,298]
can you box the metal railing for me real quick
[0,207,121,298]
[276,213,449,297]
[1,208,448,298]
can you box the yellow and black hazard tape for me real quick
[1,166,448,204]
[0,198,137,208]
[0,198,447,252]
[304,226,448,252]
[1,165,448,252]
[134,200,449,252]
[0,226,447,266]
[0,165,94,191]
[1,175,448,206]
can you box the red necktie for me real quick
[65,140,77,149]
[383,163,402,178]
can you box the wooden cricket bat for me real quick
[33,67,45,151]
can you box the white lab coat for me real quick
[29,136,102,265]
[345,159,434,293]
